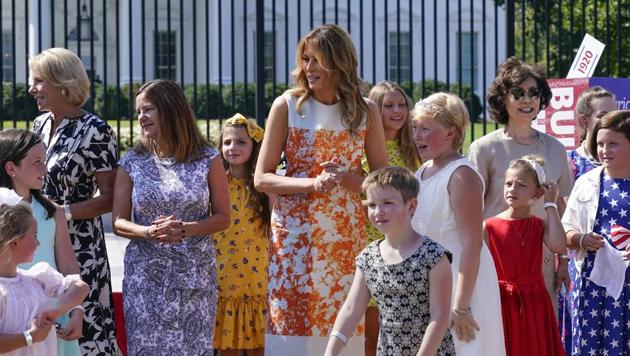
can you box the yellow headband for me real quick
[224,113,265,143]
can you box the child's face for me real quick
[503,168,540,209]
[381,90,409,135]
[10,143,46,191]
[412,117,454,161]
[221,126,254,169]
[11,217,39,264]
[582,97,617,136]
[365,186,416,236]
[597,128,630,175]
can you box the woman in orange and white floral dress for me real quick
[254,24,387,355]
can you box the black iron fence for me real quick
[1,0,628,151]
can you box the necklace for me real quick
[511,217,531,247]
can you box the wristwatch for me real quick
[23,330,33,346]
[63,205,73,221]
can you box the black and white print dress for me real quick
[33,112,119,355]
[356,237,456,356]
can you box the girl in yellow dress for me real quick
[214,113,269,356]
[361,81,421,356]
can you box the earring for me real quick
[61,89,67,96]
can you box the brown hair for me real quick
[362,166,419,202]
[588,110,630,159]
[288,24,372,135]
[219,119,270,224]
[29,48,90,107]
[368,81,420,170]
[575,86,615,142]
[134,80,210,162]
[508,154,546,187]
[487,57,552,125]
[412,92,470,150]
[0,204,34,258]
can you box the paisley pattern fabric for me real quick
[356,238,455,356]
[213,177,268,350]
[33,112,119,355]
[119,146,219,355]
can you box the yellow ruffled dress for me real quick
[213,177,268,350]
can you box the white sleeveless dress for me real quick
[411,157,506,356]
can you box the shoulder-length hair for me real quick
[575,86,615,142]
[134,80,209,161]
[288,24,372,134]
[29,47,90,107]
[487,56,552,125]
[588,110,630,159]
[368,81,420,170]
[0,129,56,219]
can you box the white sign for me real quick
[566,34,605,79]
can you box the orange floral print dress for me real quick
[213,177,268,350]
[265,94,367,354]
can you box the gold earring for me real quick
[61,89,67,96]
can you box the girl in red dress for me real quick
[483,155,566,356]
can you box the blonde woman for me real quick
[411,93,505,355]
[254,24,388,355]
[29,48,119,354]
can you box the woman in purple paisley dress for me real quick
[112,80,230,355]
[29,48,120,355]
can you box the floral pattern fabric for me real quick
[356,238,455,356]
[213,177,268,350]
[119,147,219,355]
[33,112,119,355]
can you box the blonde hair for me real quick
[412,92,470,149]
[29,48,90,107]
[508,154,546,187]
[362,166,419,203]
[0,204,34,260]
[134,80,210,162]
[368,81,420,170]
[288,24,371,135]
[575,86,615,142]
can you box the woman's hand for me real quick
[57,309,83,340]
[28,320,52,343]
[581,232,605,251]
[450,309,480,343]
[149,215,186,243]
[314,157,343,193]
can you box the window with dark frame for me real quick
[388,32,411,83]
[154,30,176,80]
[457,32,479,88]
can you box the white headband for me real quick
[523,159,546,184]
[0,188,23,207]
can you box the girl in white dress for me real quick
[410,93,505,355]
[0,188,89,356]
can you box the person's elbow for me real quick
[74,279,90,301]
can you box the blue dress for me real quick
[119,146,219,355]
[571,173,630,355]
[19,198,81,356]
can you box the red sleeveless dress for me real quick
[485,216,565,356]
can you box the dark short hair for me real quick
[588,110,630,159]
[362,166,419,202]
[487,57,552,125]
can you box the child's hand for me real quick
[450,309,480,343]
[28,320,52,343]
[57,309,84,340]
[35,308,62,327]
[540,182,559,203]
[581,232,605,251]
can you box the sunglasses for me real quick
[510,87,540,100]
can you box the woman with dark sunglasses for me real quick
[468,57,574,354]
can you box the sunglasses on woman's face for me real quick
[510,87,540,100]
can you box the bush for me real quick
[1,83,38,121]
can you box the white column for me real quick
[120,0,143,84]
[29,0,53,56]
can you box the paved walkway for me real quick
[102,213,127,292]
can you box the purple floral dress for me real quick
[119,146,219,355]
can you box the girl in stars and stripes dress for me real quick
[562,110,630,355]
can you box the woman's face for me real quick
[381,90,409,137]
[136,92,161,140]
[503,76,542,123]
[302,44,336,96]
[28,72,65,113]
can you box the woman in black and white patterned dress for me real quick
[29,48,120,355]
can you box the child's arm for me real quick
[324,268,371,356]
[482,222,489,246]
[541,183,567,254]
[416,256,453,356]
[0,321,52,352]
[36,278,89,326]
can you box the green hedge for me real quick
[2,80,482,122]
